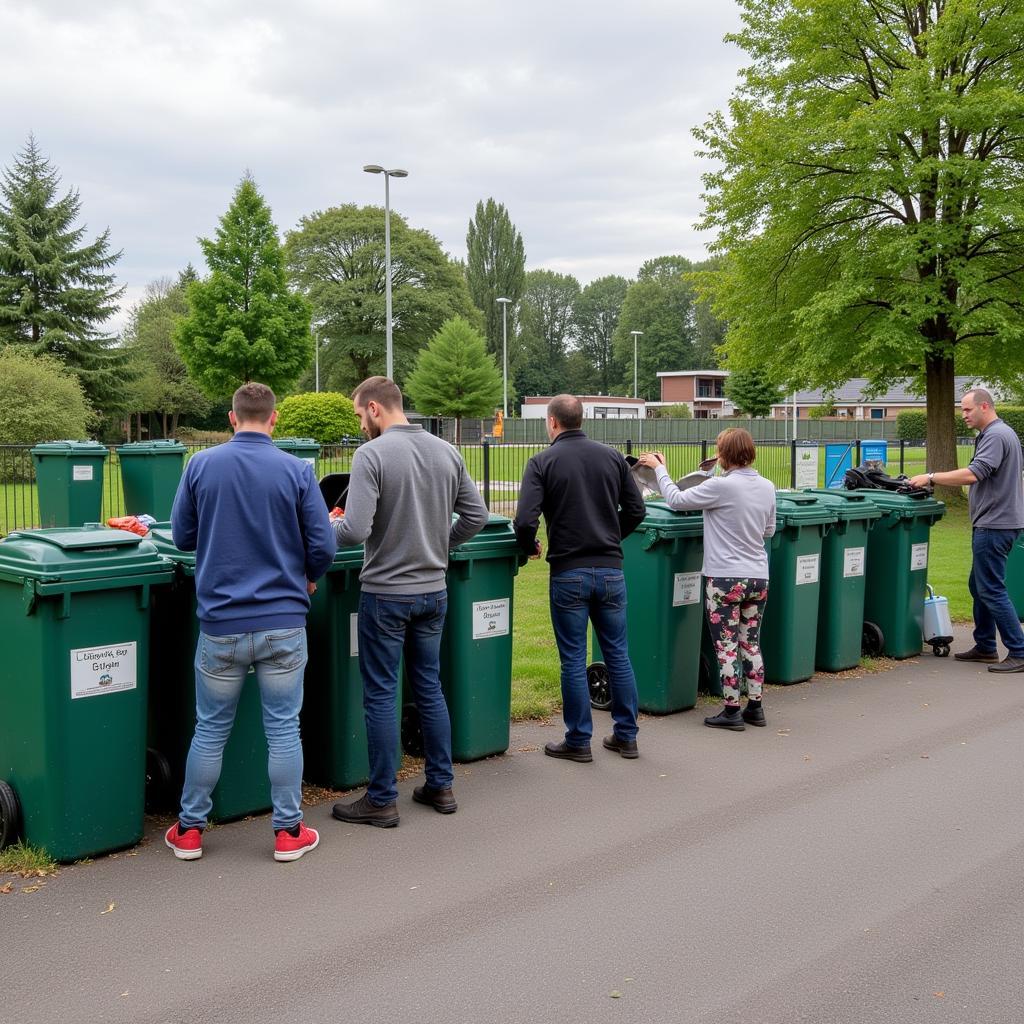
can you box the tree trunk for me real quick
[455,418,462,445]
[171,412,180,437]
[925,350,960,500]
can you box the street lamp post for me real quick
[496,297,512,418]
[363,164,408,380]
[630,331,643,399]
[314,333,319,393]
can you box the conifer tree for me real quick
[0,136,126,411]
[466,199,526,357]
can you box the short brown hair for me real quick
[715,427,756,468]
[964,387,995,409]
[352,376,403,411]
[232,382,276,423]
[548,394,583,430]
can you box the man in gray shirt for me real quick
[911,388,1024,671]
[331,377,489,825]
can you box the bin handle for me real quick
[642,529,662,551]
[925,583,935,600]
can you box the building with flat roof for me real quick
[650,370,735,418]
[520,395,646,419]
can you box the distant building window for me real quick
[870,408,885,419]
[837,408,848,418]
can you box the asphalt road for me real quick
[5,625,1024,1024]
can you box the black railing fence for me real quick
[0,438,977,535]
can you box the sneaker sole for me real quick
[601,740,639,759]
[544,747,593,763]
[274,832,321,862]
[165,836,202,860]
[704,720,746,731]
[412,793,458,814]
[742,719,767,728]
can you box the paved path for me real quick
[5,625,1024,1024]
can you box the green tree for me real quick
[724,368,780,417]
[123,273,210,438]
[286,204,479,392]
[572,275,629,394]
[0,346,93,446]
[513,269,580,398]
[466,199,526,359]
[690,258,726,369]
[176,176,311,398]
[0,136,127,410]
[614,256,698,399]
[695,0,1024,486]
[405,316,502,443]
[274,392,361,442]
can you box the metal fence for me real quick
[0,437,977,536]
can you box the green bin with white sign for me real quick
[116,440,187,521]
[589,503,705,714]
[273,437,321,472]
[0,527,171,860]
[31,440,109,528]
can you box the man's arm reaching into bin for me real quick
[449,463,489,548]
[333,449,378,547]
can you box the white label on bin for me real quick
[795,554,820,585]
[911,542,928,571]
[72,465,93,482]
[350,613,359,657]
[472,598,509,640]
[70,642,137,700]
[672,572,701,607]
[843,546,865,578]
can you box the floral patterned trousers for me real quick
[705,577,769,706]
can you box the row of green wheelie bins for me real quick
[0,503,524,862]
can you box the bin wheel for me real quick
[0,780,21,851]
[862,621,884,657]
[401,705,425,758]
[587,662,612,711]
[933,643,951,658]
[144,747,174,815]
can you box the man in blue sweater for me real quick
[165,383,336,862]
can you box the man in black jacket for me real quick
[514,395,646,761]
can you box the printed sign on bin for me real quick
[72,465,94,481]
[843,546,866,577]
[672,572,701,607]
[472,598,510,640]
[911,543,928,571]
[70,642,137,699]
[795,554,820,585]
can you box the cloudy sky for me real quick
[0,1,746,332]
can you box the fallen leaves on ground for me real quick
[101,901,116,914]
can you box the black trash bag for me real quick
[843,463,930,498]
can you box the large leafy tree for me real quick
[176,176,311,398]
[465,198,526,357]
[0,136,127,410]
[286,204,479,392]
[513,269,580,398]
[572,275,629,394]
[405,316,502,442]
[614,256,699,399]
[695,0,1024,482]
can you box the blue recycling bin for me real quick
[861,440,888,465]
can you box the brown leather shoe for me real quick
[602,734,639,759]
[331,794,400,828]
[544,740,593,763]
[988,656,1024,673]
[412,784,458,814]
[954,646,999,663]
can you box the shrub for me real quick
[0,347,94,444]
[273,392,361,443]
[653,403,693,419]
[895,410,970,440]
[996,406,1024,439]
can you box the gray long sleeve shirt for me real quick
[968,418,1024,529]
[333,424,489,594]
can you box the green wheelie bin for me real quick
[116,440,187,521]
[855,490,945,658]
[146,526,272,820]
[438,514,526,761]
[31,440,109,528]
[273,437,321,471]
[1005,534,1024,620]
[587,503,705,714]
[760,494,836,684]
[803,490,882,671]
[0,526,172,860]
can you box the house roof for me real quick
[657,369,729,378]
[770,376,989,406]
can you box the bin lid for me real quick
[30,440,109,458]
[116,440,187,455]
[147,524,196,575]
[273,437,321,451]
[450,513,522,560]
[849,489,945,520]
[639,501,704,537]
[773,492,837,527]
[0,526,172,585]
[799,489,881,522]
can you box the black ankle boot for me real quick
[704,704,745,731]
[742,700,766,727]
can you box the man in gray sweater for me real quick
[331,377,489,825]
[910,388,1024,671]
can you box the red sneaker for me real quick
[165,822,203,860]
[274,822,320,862]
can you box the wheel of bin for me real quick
[401,704,425,758]
[934,642,950,658]
[587,662,612,711]
[0,780,21,850]
[861,621,884,657]
[145,747,174,815]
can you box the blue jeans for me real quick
[180,628,307,832]
[970,528,1024,657]
[358,590,452,806]
[549,568,638,748]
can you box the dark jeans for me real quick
[549,568,638,748]
[358,590,453,806]
[970,528,1024,658]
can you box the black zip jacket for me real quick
[513,430,646,574]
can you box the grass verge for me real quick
[0,841,58,877]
